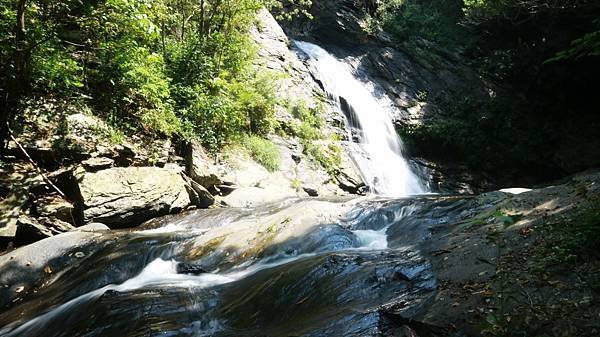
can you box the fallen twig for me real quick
[6,122,69,201]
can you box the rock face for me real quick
[0,162,76,247]
[75,167,192,228]
[250,9,367,197]
[279,0,490,125]
[279,0,373,46]
[0,194,24,243]
[278,1,495,192]
[185,141,222,189]
[15,215,75,245]
[183,176,216,209]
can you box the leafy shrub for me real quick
[244,135,281,171]
[31,46,84,93]
[1,0,308,152]
[281,99,343,174]
[284,99,324,141]
[118,47,180,136]
[305,142,342,175]
[182,90,245,151]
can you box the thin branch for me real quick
[6,123,70,202]
[61,39,86,47]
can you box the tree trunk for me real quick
[199,0,205,35]
[1,0,28,152]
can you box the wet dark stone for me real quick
[303,186,319,197]
[176,263,208,275]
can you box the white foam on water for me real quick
[1,259,235,336]
[499,188,532,195]
[116,259,233,291]
[353,229,389,250]
[349,203,418,251]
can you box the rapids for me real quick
[0,198,440,337]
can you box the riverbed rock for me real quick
[336,146,367,194]
[73,223,110,232]
[15,215,75,245]
[183,175,216,209]
[33,195,75,223]
[0,228,107,309]
[82,157,114,171]
[75,166,192,228]
[0,162,47,247]
[302,185,319,196]
[185,141,222,189]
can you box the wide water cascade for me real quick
[295,41,426,197]
[0,198,443,337]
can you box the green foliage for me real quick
[0,0,309,149]
[366,0,465,43]
[30,46,84,93]
[270,0,314,20]
[178,69,279,150]
[305,142,342,176]
[547,20,600,63]
[244,135,281,171]
[291,178,302,190]
[118,48,179,136]
[397,91,561,181]
[182,90,244,150]
[280,99,341,174]
[284,99,325,141]
[229,71,279,135]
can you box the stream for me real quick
[0,42,443,336]
[0,198,444,337]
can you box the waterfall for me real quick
[294,41,426,196]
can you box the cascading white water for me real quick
[294,41,426,196]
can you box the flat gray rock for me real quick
[76,166,191,228]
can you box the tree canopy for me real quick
[0,0,310,150]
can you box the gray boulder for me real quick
[185,141,222,189]
[82,157,114,171]
[72,222,110,232]
[15,215,75,245]
[75,166,191,228]
[336,153,367,194]
[182,175,216,209]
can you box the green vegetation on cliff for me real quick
[0,0,309,151]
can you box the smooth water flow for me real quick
[295,41,426,196]
[0,198,439,337]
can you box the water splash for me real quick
[295,41,426,196]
